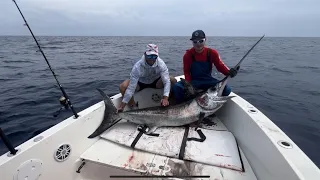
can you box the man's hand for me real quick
[229,67,239,78]
[161,96,169,106]
[117,102,127,112]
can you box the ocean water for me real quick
[0,36,319,167]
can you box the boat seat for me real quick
[80,115,257,179]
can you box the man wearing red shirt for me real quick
[172,30,238,103]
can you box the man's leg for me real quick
[171,81,185,104]
[222,84,232,96]
[155,76,177,88]
[119,79,140,106]
[156,76,178,105]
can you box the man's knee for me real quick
[155,78,164,88]
[222,85,232,96]
[172,81,182,91]
[156,76,177,88]
[169,76,177,84]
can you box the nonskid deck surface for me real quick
[80,115,257,179]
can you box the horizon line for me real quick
[1,35,320,38]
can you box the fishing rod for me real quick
[234,34,265,70]
[12,0,79,118]
[216,34,265,96]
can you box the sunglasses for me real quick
[192,39,205,44]
[146,54,158,60]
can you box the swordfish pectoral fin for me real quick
[214,95,236,102]
[221,95,236,103]
[195,112,206,131]
[218,95,236,100]
[137,125,159,137]
[146,126,159,135]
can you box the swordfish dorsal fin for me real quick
[180,78,196,96]
[180,78,201,101]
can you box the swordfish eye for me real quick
[208,86,216,92]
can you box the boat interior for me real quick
[76,86,257,179]
[1,76,319,180]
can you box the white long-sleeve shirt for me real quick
[122,55,171,104]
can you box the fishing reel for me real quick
[53,96,69,117]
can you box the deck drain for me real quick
[278,140,293,149]
[248,109,257,114]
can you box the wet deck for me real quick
[80,139,257,179]
[80,115,257,180]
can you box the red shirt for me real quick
[183,47,229,81]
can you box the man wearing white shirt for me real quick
[118,44,177,112]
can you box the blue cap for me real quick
[190,30,206,40]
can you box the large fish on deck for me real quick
[88,77,234,138]
[88,35,265,138]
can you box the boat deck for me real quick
[80,115,258,180]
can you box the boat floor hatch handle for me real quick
[187,129,206,142]
[76,160,86,173]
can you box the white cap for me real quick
[145,44,159,56]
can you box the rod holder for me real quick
[0,128,18,155]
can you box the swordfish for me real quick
[88,78,234,138]
[88,35,265,138]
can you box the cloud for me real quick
[1,0,319,36]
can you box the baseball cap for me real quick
[190,30,206,40]
[145,44,159,56]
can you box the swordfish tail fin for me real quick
[88,88,120,138]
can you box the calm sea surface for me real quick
[0,36,319,167]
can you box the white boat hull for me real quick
[0,75,319,180]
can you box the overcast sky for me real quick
[1,0,319,37]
